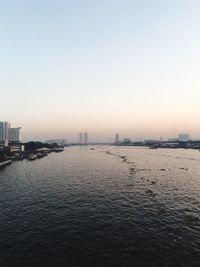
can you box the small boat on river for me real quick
[0,160,12,167]
[28,154,37,160]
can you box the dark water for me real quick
[1,146,200,267]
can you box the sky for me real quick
[0,0,200,142]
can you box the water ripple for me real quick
[1,146,200,266]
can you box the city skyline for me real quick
[1,1,200,140]
[0,120,194,144]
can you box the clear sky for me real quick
[1,0,200,142]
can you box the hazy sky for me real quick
[1,0,200,141]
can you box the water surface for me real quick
[1,146,200,266]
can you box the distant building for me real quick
[178,133,190,142]
[134,137,143,142]
[46,139,67,146]
[8,127,22,143]
[115,134,119,144]
[0,121,10,142]
[168,137,179,142]
[84,132,88,144]
[0,121,22,143]
[123,138,131,144]
[144,139,157,145]
[78,132,89,144]
[79,133,83,144]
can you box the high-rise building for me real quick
[0,121,10,142]
[8,127,22,143]
[0,122,22,143]
[79,133,83,144]
[115,133,119,144]
[84,132,88,144]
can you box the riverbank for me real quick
[114,140,200,150]
[0,141,65,169]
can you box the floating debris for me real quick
[146,189,153,193]
[129,167,136,172]
[119,155,127,159]
[145,189,156,197]
[116,155,129,162]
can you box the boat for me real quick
[37,153,45,159]
[28,154,37,160]
[149,145,158,149]
[90,148,95,150]
[0,160,12,167]
[53,147,65,153]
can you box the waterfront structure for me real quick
[178,133,190,142]
[168,137,179,142]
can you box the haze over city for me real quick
[1,0,200,141]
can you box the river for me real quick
[1,146,200,266]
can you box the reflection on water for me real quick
[1,146,200,266]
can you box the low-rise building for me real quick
[178,133,190,142]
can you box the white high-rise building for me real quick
[79,133,83,144]
[0,121,10,142]
[84,132,88,144]
[79,132,89,144]
[0,122,22,143]
[8,127,22,143]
